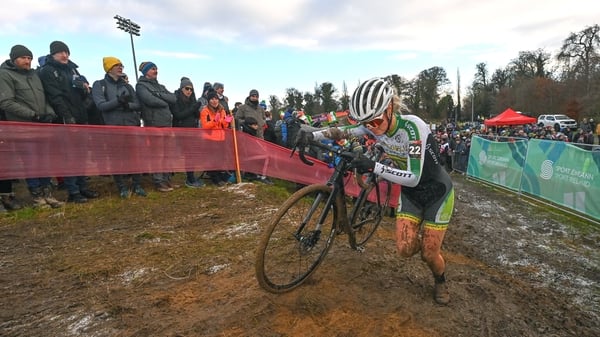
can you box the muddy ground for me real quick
[0,174,598,337]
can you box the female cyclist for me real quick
[296,77,454,304]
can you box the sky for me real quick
[1,0,598,110]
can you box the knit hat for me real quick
[245,116,258,125]
[259,100,267,109]
[203,82,212,93]
[9,45,33,62]
[102,56,122,72]
[213,82,224,90]
[139,61,157,76]
[206,90,219,101]
[249,89,259,97]
[180,77,193,89]
[50,41,70,55]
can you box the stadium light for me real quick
[114,15,141,79]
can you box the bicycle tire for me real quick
[255,184,338,293]
[348,176,392,248]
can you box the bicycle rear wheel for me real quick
[348,176,392,248]
[255,184,337,293]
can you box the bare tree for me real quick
[557,24,600,94]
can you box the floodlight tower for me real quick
[114,15,141,79]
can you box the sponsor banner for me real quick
[522,139,600,219]
[467,136,527,191]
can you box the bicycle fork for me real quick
[294,188,341,253]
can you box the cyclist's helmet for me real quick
[349,77,394,123]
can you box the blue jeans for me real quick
[25,177,53,190]
[63,176,88,195]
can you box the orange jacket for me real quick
[200,104,230,129]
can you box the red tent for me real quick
[484,108,537,126]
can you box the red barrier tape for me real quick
[0,121,399,205]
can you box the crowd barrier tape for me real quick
[0,121,400,206]
[467,135,600,221]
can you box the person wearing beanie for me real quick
[199,85,233,186]
[38,40,100,203]
[172,76,204,188]
[206,89,219,102]
[102,56,122,73]
[0,44,62,209]
[138,61,157,77]
[9,45,33,63]
[213,81,230,114]
[91,57,146,199]
[135,60,178,192]
[235,88,266,139]
[50,40,70,55]
[237,93,274,184]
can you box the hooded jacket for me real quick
[38,56,88,124]
[236,96,266,139]
[0,59,55,122]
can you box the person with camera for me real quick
[0,44,62,209]
[91,56,146,199]
[296,78,455,305]
[38,40,99,203]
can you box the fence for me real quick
[467,135,600,221]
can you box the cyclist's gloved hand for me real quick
[349,155,375,174]
[295,129,314,148]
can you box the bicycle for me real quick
[255,139,393,293]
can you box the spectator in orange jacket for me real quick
[200,90,233,185]
[200,90,231,130]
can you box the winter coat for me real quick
[200,103,230,130]
[236,97,265,138]
[172,89,200,128]
[135,76,176,127]
[0,59,55,122]
[38,56,89,124]
[91,74,141,126]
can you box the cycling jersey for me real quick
[313,112,454,224]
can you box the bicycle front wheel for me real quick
[255,184,337,293]
[348,176,392,248]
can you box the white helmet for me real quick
[349,78,394,123]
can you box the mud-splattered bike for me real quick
[255,140,392,293]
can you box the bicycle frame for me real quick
[255,138,391,293]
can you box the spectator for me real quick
[0,179,22,212]
[172,77,204,188]
[38,40,99,203]
[454,137,468,174]
[240,117,274,185]
[439,134,452,172]
[283,110,306,149]
[200,90,232,186]
[231,101,242,116]
[92,56,147,198]
[135,61,178,192]
[263,110,277,144]
[196,82,213,123]
[580,118,592,133]
[212,82,230,115]
[236,89,266,139]
[0,44,62,208]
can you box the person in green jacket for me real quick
[0,44,62,208]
